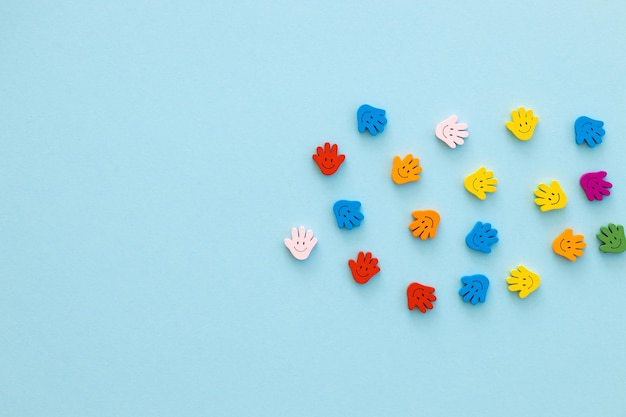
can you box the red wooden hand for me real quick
[312,142,345,176]
[348,251,380,284]
[407,282,437,313]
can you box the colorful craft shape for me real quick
[333,200,364,230]
[407,282,437,313]
[391,153,422,184]
[597,223,626,253]
[284,226,318,261]
[459,274,489,305]
[408,210,440,240]
[435,115,469,148]
[348,251,380,284]
[552,228,585,262]
[575,116,605,147]
[465,221,499,253]
[534,180,567,211]
[464,167,497,200]
[506,265,540,298]
[312,142,345,176]
[580,171,612,201]
[506,107,538,140]
[357,104,387,136]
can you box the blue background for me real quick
[1,1,625,416]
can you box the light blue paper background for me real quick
[1,1,625,416]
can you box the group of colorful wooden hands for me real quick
[284,105,623,313]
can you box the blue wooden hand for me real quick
[465,221,499,253]
[333,200,364,230]
[459,274,489,305]
[357,104,387,136]
[575,116,605,147]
